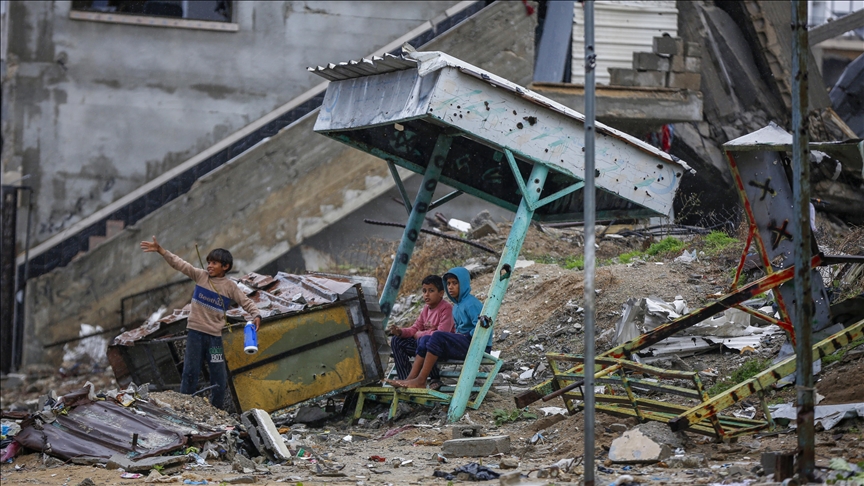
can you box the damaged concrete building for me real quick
[1,0,862,377]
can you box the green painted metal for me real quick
[429,190,463,210]
[378,134,452,321]
[387,160,412,215]
[447,160,550,422]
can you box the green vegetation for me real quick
[563,255,584,270]
[703,230,738,255]
[822,337,864,364]
[645,237,686,256]
[618,250,642,264]
[493,408,537,426]
[707,357,772,396]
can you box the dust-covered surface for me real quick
[3,216,863,485]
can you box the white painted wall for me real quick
[570,1,678,85]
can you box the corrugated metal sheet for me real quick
[571,1,678,85]
[14,387,223,461]
[308,53,417,81]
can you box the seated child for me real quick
[387,275,453,380]
[390,266,492,389]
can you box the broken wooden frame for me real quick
[542,318,863,439]
[310,51,690,421]
[517,124,864,437]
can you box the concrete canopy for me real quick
[310,51,694,222]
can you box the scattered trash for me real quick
[433,462,501,481]
[769,402,864,430]
[368,455,386,462]
[448,218,472,232]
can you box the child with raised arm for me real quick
[140,236,260,409]
[386,275,453,381]
[391,266,492,389]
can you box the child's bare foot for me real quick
[382,379,402,387]
[398,377,426,389]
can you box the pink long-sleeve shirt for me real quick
[400,300,454,339]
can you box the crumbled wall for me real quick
[1,0,461,247]
[23,0,538,366]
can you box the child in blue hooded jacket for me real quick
[390,266,492,389]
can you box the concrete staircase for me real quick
[21,0,538,367]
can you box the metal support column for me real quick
[583,2,597,485]
[378,135,452,323]
[791,0,814,479]
[447,161,549,422]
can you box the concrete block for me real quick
[442,435,511,457]
[608,428,672,464]
[106,454,187,472]
[633,52,670,72]
[468,220,499,239]
[670,55,685,72]
[685,57,702,73]
[653,36,683,56]
[608,68,665,88]
[668,72,701,90]
[685,41,702,58]
[240,408,292,462]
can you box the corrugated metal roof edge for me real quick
[310,50,695,174]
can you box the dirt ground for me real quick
[2,219,863,486]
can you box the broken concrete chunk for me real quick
[223,475,257,484]
[609,423,628,433]
[240,409,292,462]
[232,454,257,474]
[448,218,472,232]
[106,453,187,472]
[442,435,510,457]
[290,293,306,304]
[468,221,499,239]
[664,454,708,468]
[609,428,673,464]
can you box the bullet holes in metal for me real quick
[407,229,418,242]
[499,263,512,281]
[479,315,493,329]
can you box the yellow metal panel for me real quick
[222,305,369,412]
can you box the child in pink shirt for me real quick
[386,275,453,380]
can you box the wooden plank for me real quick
[809,9,864,46]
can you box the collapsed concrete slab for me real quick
[442,435,511,457]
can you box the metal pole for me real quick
[12,186,32,372]
[791,0,814,480]
[447,162,548,422]
[378,134,452,324]
[583,2,597,485]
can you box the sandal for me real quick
[428,380,443,391]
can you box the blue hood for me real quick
[442,267,491,348]
[444,266,472,304]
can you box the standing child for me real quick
[140,236,261,409]
[391,266,491,389]
[386,275,453,381]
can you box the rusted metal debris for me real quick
[108,272,386,413]
[13,386,223,461]
[363,218,499,255]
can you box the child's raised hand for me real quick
[387,324,401,337]
[140,236,163,254]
